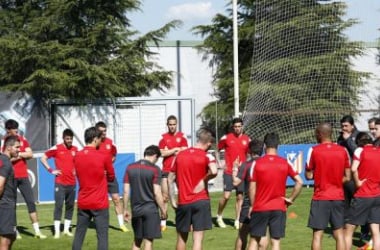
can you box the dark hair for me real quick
[264,132,279,149]
[63,128,74,138]
[95,121,107,129]
[340,115,354,125]
[5,119,19,130]
[355,132,373,147]
[84,127,101,144]
[4,135,20,147]
[232,117,243,125]
[167,115,177,124]
[368,117,378,124]
[196,127,215,144]
[249,139,264,156]
[144,145,161,158]
[375,118,380,125]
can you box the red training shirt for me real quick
[74,146,115,210]
[305,142,350,200]
[9,135,30,179]
[218,133,250,175]
[171,147,215,205]
[250,154,297,212]
[44,143,78,185]
[353,145,380,198]
[97,137,117,158]
[159,132,188,173]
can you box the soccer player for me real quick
[3,119,46,239]
[0,136,20,249]
[123,145,167,250]
[231,139,265,250]
[40,128,78,238]
[158,115,188,231]
[248,132,303,250]
[168,127,217,250]
[344,132,380,250]
[72,127,115,250]
[305,122,351,250]
[216,117,250,229]
[95,121,128,232]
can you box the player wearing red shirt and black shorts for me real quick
[0,136,20,249]
[40,128,78,238]
[305,123,351,250]
[217,118,250,229]
[3,119,46,239]
[123,145,167,250]
[344,132,380,250]
[248,132,303,250]
[168,127,217,250]
[95,121,128,232]
[158,115,188,230]
[72,127,115,250]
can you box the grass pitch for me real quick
[13,188,365,249]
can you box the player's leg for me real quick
[268,211,286,250]
[160,174,169,231]
[248,211,269,250]
[72,209,91,250]
[132,238,143,250]
[17,178,46,238]
[176,232,189,250]
[235,189,244,229]
[192,231,205,250]
[93,209,109,250]
[370,223,380,250]
[248,236,261,250]
[235,200,250,250]
[108,179,127,232]
[0,206,16,249]
[217,173,232,228]
[175,204,192,250]
[53,183,65,238]
[63,185,76,236]
[0,234,16,250]
[191,200,212,250]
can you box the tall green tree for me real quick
[0,0,180,103]
[194,0,367,143]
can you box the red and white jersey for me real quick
[305,143,350,200]
[171,147,215,205]
[4,135,30,179]
[159,132,188,173]
[250,154,297,212]
[98,137,117,158]
[44,143,78,185]
[353,145,380,198]
[218,133,250,175]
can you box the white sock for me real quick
[32,222,41,234]
[117,214,124,226]
[54,220,60,235]
[160,220,166,227]
[64,219,71,232]
[217,214,223,220]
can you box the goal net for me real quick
[242,0,368,144]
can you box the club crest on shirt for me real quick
[71,151,76,157]
[176,137,181,143]
[106,144,111,150]
[242,140,247,146]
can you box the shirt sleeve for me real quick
[218,135,227,150]
[181,135,188,147]
[44,145,58,158]
[158,135,166,149]
[104,156,115,182]
[287,163,297,178]
[353,147,363,162]
[305,147,314,171]
[249,161,257,182]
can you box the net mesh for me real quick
[242,0,367,144]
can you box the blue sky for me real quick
[128,0,380,42]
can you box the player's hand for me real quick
[170,197,178,210]
[52,170,62,176]
[283,197,293,207]
[124,210,131,223]
[160,209,168,220]
[341,131,351,140]
[193,179,206,193]
[356,178,367,188]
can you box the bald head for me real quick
[315,122,332,142]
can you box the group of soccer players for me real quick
[1,114,380,250]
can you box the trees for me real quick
[0,0,180,103]
[194,0,367,142]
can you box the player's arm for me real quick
[248,181,256,217]
[232,158,242,186]
[0,176,5,197]
[284,175,303,206]
[153,183,168,220]
[304,148,314,180]
[160,147,181,157]
[20,146,33,159]
[104,156,115,182]
[123,183,131,222]
[167,172,177,209]
[351,159,363,187]
[40,153,61,176]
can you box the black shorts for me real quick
[239,200,250,224]
[107,178,119,194]
[161,172,169,178]
[0,206,16,236]
[132,207,161,240]
[308,200,345,230]
[223,174,244,193]
[346,197,380,226]
[176,200,212,233]
[249,210,286,239]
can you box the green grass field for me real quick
[13,188,365,249]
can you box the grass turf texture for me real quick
[14,187,366,249]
